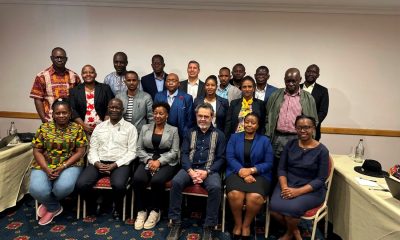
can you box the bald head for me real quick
[284,68,302,94]
[166,73,180,94]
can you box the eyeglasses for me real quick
[295,126,314,131]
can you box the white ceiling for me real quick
[4,0,400,15]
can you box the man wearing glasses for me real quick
[265,68,318,186]
[30,47,81,123]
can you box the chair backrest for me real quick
[323,155,335,205]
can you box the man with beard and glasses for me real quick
[166,103,226,240]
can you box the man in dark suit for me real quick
[141,54,168,100]
[254,65,278,103]
[301,64,329,141]
[154,73,193,139]
[179,60,204,101]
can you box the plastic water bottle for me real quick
[354,139,364,163]
[8,122,17,135]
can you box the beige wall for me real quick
[0,3,399,167]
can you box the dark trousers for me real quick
[75,163,131,208]
[133,163,178,211]
[168,169,222,227]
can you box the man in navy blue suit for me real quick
[301,64,329,141]
[254,66,277,104]
[154,73,193,139]
[141,54,168,100]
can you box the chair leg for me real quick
[324,211,329,239]
[122,195,126,221]
[265,201,270,239]
[35,200,38,220]
[310,219,318,240]
[77,194,80,219]
[222,193,226,232]
[131,188,134,220]
[83,199,87,219]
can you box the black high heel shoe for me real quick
[232,234,241,240]
[240,236,251,240]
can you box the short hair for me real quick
[51,47,66,56]
[51,98,71,111]
[113,52,128,60]
[195,102,214,116]
[219,67,230,73]
[152,102,170,114]
[233,63,245,71]
[244,112,260,123]
[125,70,139,79]
[295,115,316,127]
[241,75,256,87]
[307,64,320,72]
[108,98,123,107]
[256,65,269,74]
[152,54,164,63]
[188,60,200,69]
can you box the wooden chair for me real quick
[300,155,334,240]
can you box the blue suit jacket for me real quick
[154,90,193,139]
[141,72,167,100]
[193,96,229,132]
[264,84,278,103]
[226,132,274,182]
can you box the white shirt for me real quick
[302,82,315,94]
[187,79,200,100]
[205,99,217,127]
[255,84,268,101]
[88,118,138,167]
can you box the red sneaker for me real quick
[38,206,63,225]
[37,204,48,218]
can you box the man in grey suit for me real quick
[179,60,204,101]
[216,67,241,104]
[116,71,153,133]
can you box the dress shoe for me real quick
[201,226,213,240]
[166,223,182,240]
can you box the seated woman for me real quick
[225,76,265,139]
[133,102,180,230]
[193,75,229,132]
[69,64,114,135]
[226,113,273,240]
[29,99,87,225]
[270,115,329,240]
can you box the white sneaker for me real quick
[134,211,147,230]
[143,210,161,229]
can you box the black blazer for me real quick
[141,72,167,100]
[69,81,114,121]
[224,97,266,139]
[179,79,205,100]
[193,96,229,132]
[301,83,329,140]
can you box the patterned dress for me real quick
[31,121,88,169]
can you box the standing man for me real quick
[216,67,241,104]
[179,60,204,100]
[30,47,81,123]
[104,52,128,96]
[116,71,153,133]
[301,64,329,141]
[254,66,277,103]
[141,54,168,100]
[75,98,137,220]
[154,73,193,140]
[230,63,246,88]
[167,103,226,240]
[265,68,318,181]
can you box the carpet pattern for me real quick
[0,197,324,240]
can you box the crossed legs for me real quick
[270,211,302,240]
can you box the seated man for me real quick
[75,98,138,220]
[167,103,226,240]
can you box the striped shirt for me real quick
[276,90,302,133]
[124,96,134,122]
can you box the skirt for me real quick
[225,174,270,196]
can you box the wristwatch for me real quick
[62,163,68,169]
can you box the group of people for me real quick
[28,47,330,240]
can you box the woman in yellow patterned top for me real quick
[29,99,87,225]
[224,76,266,139]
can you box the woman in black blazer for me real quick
[193,75,229,132]
[225,76,265,139]
[69,65,114,134]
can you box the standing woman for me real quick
[225,76,265,139]
[30,99,88,225]
[133,102,180,230]
[226,113,273,239]
[69,65,114,135]
[270,115,329,240]
[193,75,229,132]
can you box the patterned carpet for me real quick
[0,196,325,240]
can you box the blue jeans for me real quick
[168,169,222,227]
[29,167,82,212]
